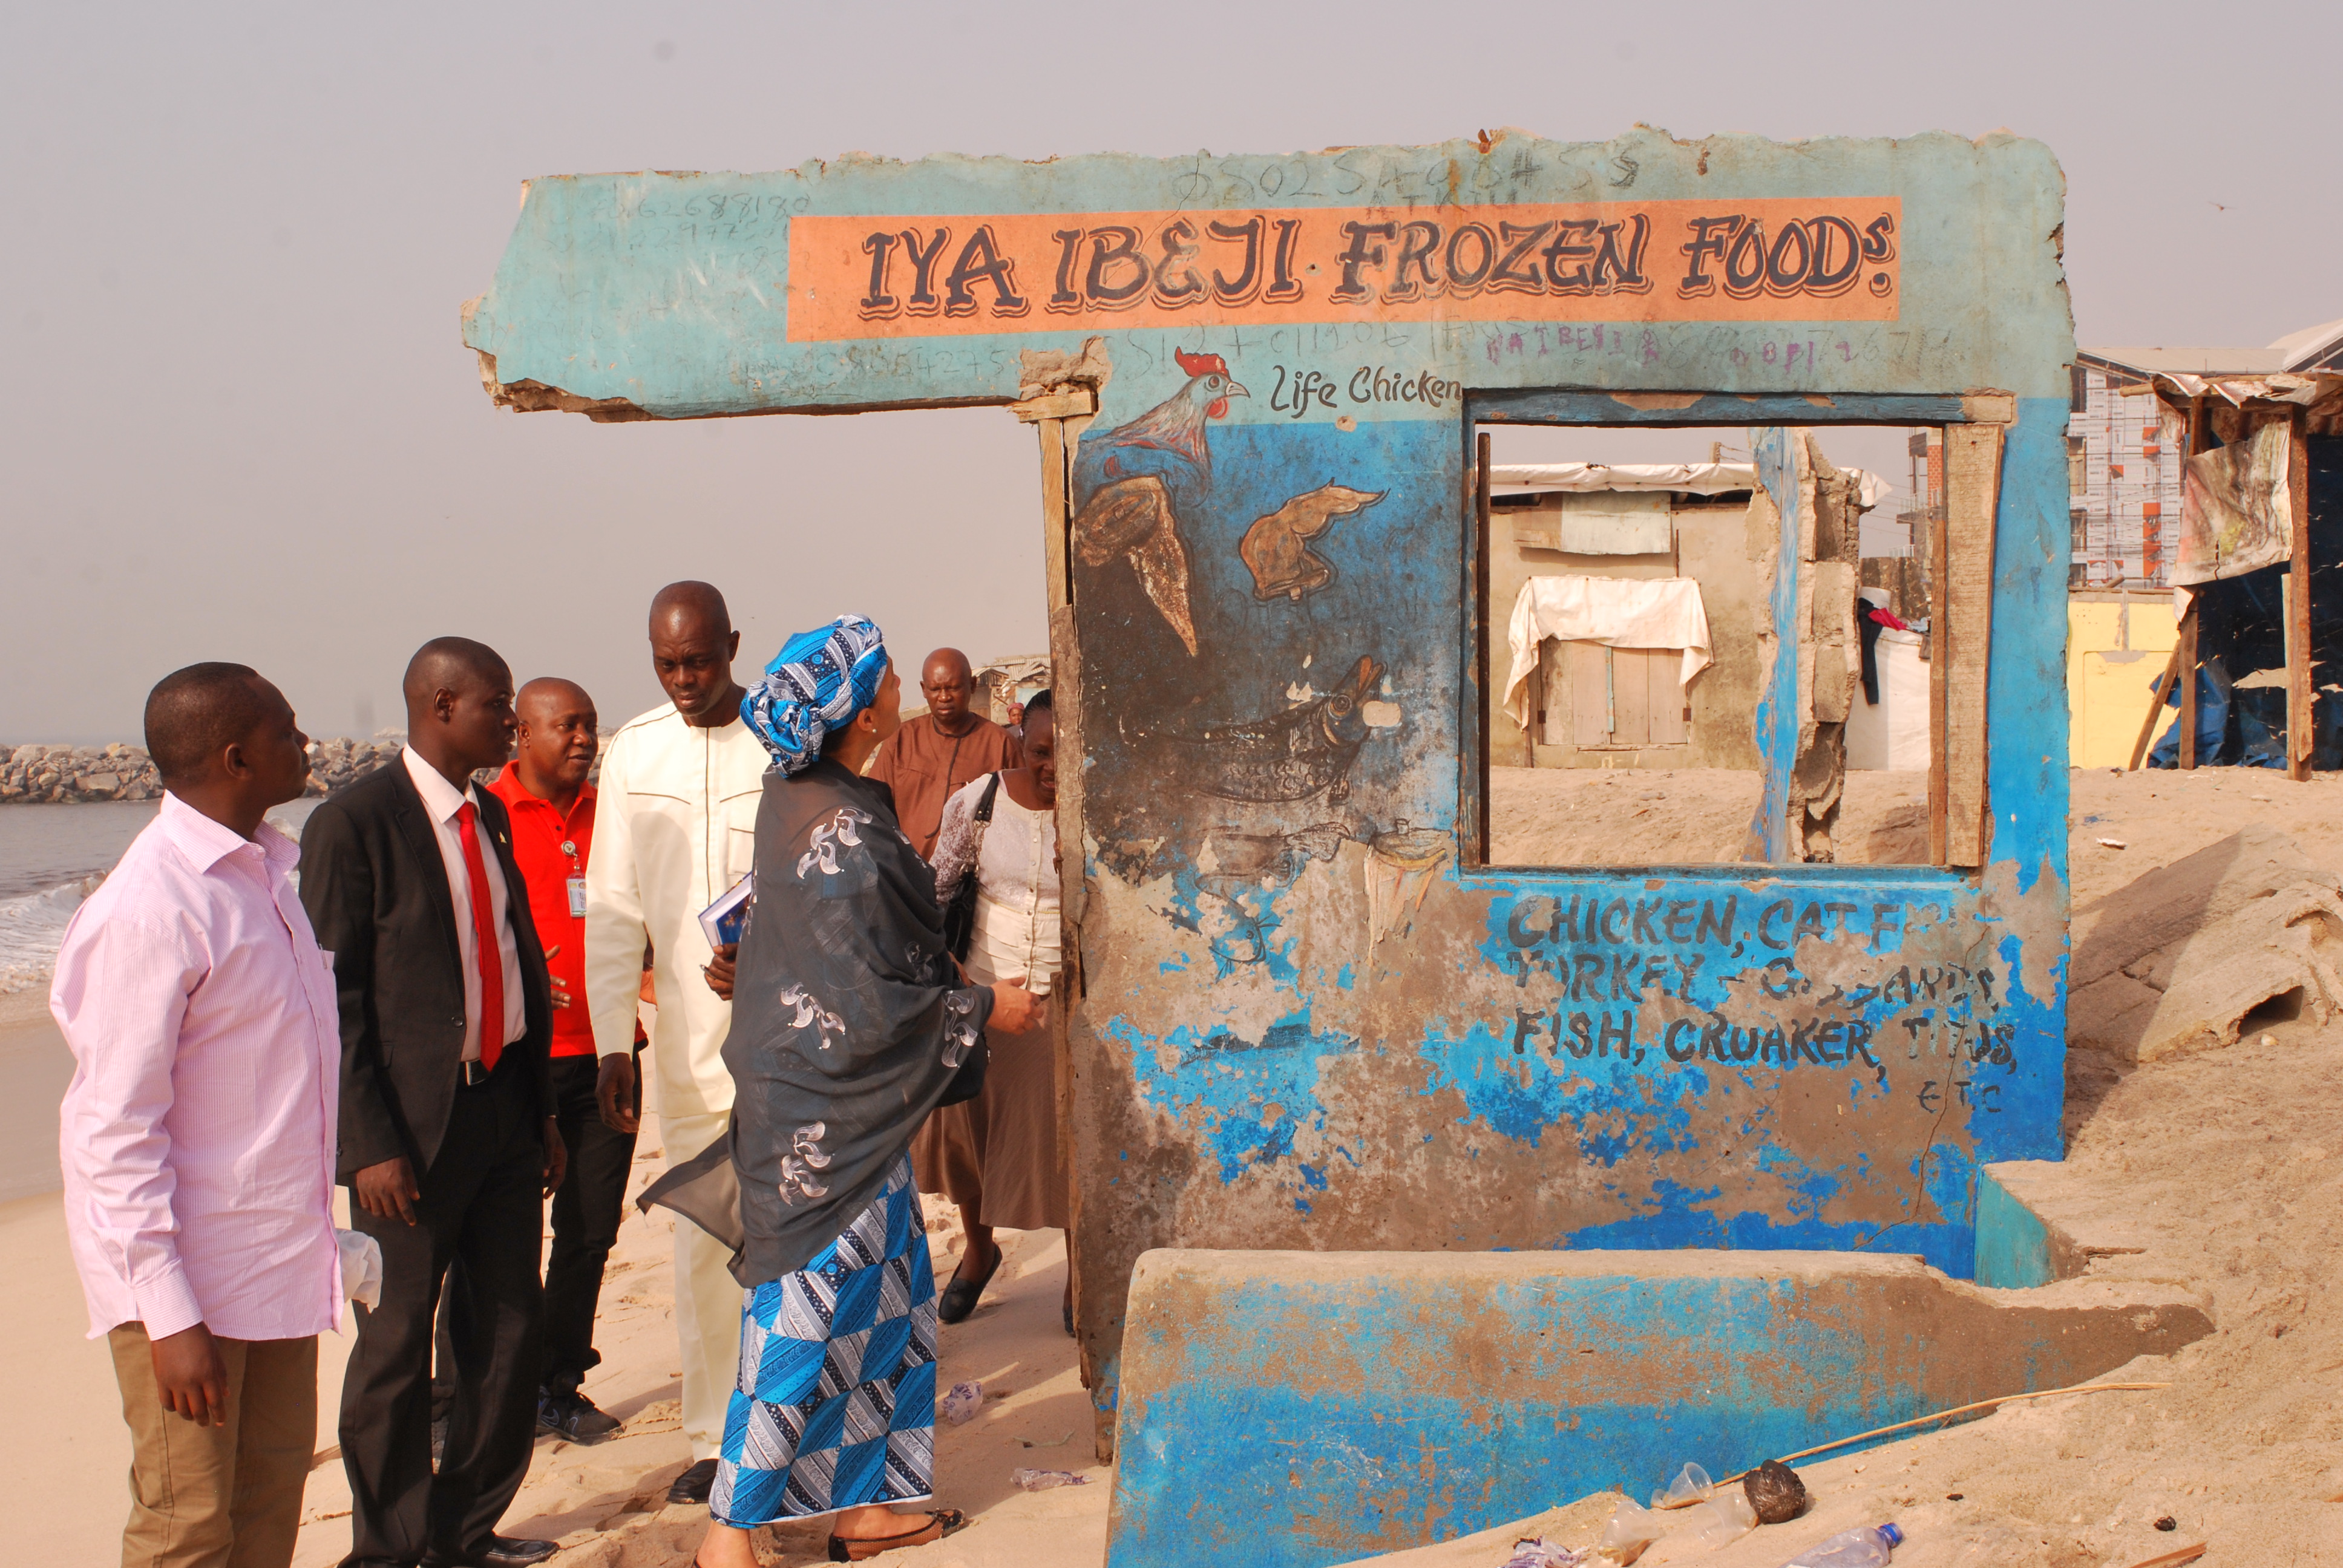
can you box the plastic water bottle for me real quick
[1774,1523,1902,1567]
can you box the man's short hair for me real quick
[1024,688,1052,716]
[145,662,269,786]
[402,637,509,711]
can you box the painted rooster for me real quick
[1069,348,1247,656]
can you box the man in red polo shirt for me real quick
[488,676,636,1444]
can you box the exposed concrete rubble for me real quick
[2068,823,2343,1063]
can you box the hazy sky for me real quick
[5,3,2336,741]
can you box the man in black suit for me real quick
[301,638,566,1568]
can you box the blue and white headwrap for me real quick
[741,615,890,775]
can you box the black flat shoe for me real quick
[422,1538,559,1568]
[827,1508,965,1561]
[937,1247,1001,1324]
[667,1456,719,1504]
[537,1389,622,1444]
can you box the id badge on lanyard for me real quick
[568,876,588,918]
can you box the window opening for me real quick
[1476,420,1945,871]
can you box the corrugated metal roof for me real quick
[2269,316,2343,371]
[2082,345,2288,376]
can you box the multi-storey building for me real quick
[2069,317,2342,589]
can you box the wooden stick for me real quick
[2179,606,2200,769]
[2129,639,2185,772]
[2122,1546,2206,1568]
[2289,409,2314,781]
[2180,396,2210,773]
[1716,1381,2170,1483]
[1475,431,1492,865]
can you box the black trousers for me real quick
[342,1061,545,1567]
[542,1051,638,1396]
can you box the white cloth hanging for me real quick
[1504,575,1714,726]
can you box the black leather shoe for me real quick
[936,1244,1002,1325]
[667,1456,719,1504]
[537,1389,623,1444]
[423,1540,559,1568]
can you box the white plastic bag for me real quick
[940,1380,983,1425]
[336,1229,382,1310]
[1011,1468,1088,1492]
[1500,1540,1588,1568]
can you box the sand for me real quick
[25,766,2343,1566]
[1489,767,1932,867]
[0,988,73,1200]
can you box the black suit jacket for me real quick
[300,760,555,1181]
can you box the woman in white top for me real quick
[913,692,1069,1327]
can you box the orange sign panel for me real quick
[785,198,1901,342]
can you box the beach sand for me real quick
[0,988,72,1200]
[22,766,2343,1564]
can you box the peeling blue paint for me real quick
[465,130,2079,1551]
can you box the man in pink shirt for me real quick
[54,662,341,1568]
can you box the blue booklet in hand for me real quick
[699,873,755,949]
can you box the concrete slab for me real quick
[1107,1247,2210,1568]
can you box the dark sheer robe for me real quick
[643,757,992,1284]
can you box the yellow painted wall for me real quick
[2068,597,2179,768]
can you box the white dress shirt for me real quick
[53,794,342,1341]
[402,747,526,1062]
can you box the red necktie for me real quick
[456,800,506,1072]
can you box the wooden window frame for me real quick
[1464,390,2010,875]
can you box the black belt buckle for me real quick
[459,1059,492,1088]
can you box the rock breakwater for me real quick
[1,736,404,803]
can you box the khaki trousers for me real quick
[107,1325,317,1568]
[663,1109,745,1461]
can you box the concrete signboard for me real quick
[467,125,2075,1559]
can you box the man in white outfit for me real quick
[585,581,768,1504]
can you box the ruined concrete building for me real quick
[465,127,2106,1567]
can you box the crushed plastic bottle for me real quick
[1771,1523,1902,1568]
[1599,1500,1667,1558]
[1675,1489,1757,1549]
[939,1380,983,1426]
[1651,1462,1714,1510]
[1498,1539,1587,1568]
[1011,1468,1089,1492]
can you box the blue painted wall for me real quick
[463,127,2077,1459]
[1108,1250,2209,1568]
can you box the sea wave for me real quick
[0,875,103,994]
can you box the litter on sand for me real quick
[2098,837,2129,849]
[1010,1468,1088,1491]
[1652,1463,1714,1509]
[1498,1540,1588,1568]
[940,1380,983,1426]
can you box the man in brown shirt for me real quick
[868,647,1021,859]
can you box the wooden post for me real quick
[2178,608,2199,769]
[2129,634,2185,771]
[1937,423,2003,867]
[2288,410,2314,780]
[1928,460,1950,864]
[2179,393,2208,772]
[1475,430,1493,863]
[1525,661,1541,767]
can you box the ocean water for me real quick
[0,800,320,993]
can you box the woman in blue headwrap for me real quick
[687,616,1040,1567]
